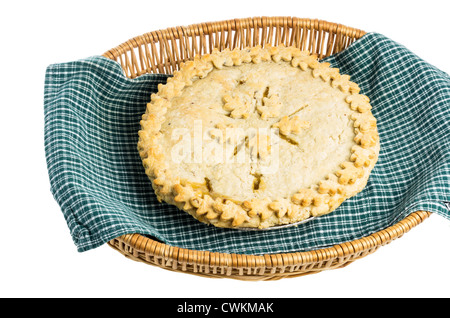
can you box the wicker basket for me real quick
[103,16,431,281]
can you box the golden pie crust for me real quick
[138,45,380,229]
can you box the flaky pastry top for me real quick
[138,45,379,229]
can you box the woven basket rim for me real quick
[108,211,430,279]
[102,16,367,77]
[102,16,431,280]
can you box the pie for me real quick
[137,45,379,229]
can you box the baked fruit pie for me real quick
[138,45,379,229]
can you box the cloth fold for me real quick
[44,32,450,254]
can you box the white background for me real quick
[2,0,449,298]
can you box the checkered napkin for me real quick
[44,32,450,254]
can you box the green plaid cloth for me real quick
[44,32,450,254]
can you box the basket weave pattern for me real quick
[103,17,430,280]
[103,17,365,77]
